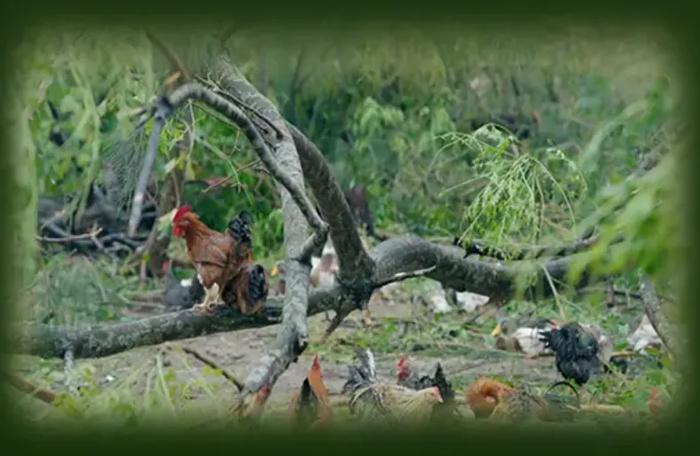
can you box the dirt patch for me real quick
[30,287,562,417]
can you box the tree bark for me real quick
[12,235,596,359]
[206,57,322,406]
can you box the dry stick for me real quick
[4,372,57,405]
[36,227,103,243]
[639,276,675,356]
[127,99,169,237]
[542,264,566,320]
[372,265,437,289]
[180,346,244,392]
[128,33,192,238]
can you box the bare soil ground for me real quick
[9,283,563,424]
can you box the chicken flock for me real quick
[164,204,668,426]
[284,343,652,428]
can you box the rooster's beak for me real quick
[270,265,279,277]
[490,323,502,337]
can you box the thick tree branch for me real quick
[195,73,375,280]
[13,305,283,359]
[195,74,378,352]
[203,57,324,410]
[456,229,613,261]
[288,123,376,281]
[12,235,598,359]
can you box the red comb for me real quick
[312,354,321,370]
[397,356,408,367]
[173,204,192,222]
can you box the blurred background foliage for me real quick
[10,23,683,324]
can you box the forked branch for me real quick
[165,82,328,262]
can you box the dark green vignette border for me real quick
[0,1,698,454]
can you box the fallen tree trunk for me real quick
[13,235,595,359]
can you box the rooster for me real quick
[343,348,443,423]
[289,355,333,429]
[396,357,458,421]
[172,206,266,315]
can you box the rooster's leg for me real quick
[193,285,213,315]
[204,283,225,312]
[192,276,224,315]
[361,307,373,328]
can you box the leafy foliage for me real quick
[10,24,683,427]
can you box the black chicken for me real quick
[396,357,457,420]
[163,263,204,310]
[539,323,600,385]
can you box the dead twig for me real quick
[180,346,244,392]
[4,372,57,405]
[373,265,437,289]
[36,226,103,243]
[639,276,675,356]
[127,98,171,237]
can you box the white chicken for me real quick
[310,241,339,289]
[627,314,663,353]
[455,291,490,312]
